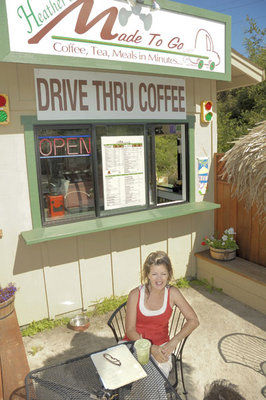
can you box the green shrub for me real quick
[89,295,128,316]
[191,278,222,293]
[21,295,128,337]
[172,277,191,288]
[21,317,70,337]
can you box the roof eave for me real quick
[217,48,265,92]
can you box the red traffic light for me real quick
[0,94,10,125]
[0,95,7,107]
[205,101,212,111]
[201,100,213,123]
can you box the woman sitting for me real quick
[124,250,199,377]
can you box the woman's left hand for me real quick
[160,341,176,358]
[151,344,169,363]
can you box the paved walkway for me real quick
[23,286,266,400]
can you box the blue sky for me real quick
[170,0,266,57]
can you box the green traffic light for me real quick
[206,112,213,122]
[0,110,7,122]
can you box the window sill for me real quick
[21,201,220,245]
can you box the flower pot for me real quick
[209,247,236,261]
[0,296,15,320]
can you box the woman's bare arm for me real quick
[125,288,142,341]
[161,286,199,357]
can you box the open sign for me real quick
[39,135,91,158]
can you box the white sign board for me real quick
[34,68,186,120]
[6,0,226,75]
[101,136,146,210]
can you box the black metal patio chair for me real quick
[107,301,189,394]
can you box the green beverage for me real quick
[134,339,151,365]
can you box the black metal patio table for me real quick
[25,342,182,400]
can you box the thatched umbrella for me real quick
[221,121,266,224]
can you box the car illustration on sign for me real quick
[184,29,221,71]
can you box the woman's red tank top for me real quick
[125,286,173,345]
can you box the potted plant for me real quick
[201,227,239,261]
[0,282,17,320]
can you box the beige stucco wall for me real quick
[0,62,217,326]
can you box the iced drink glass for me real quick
[134,338,151,365]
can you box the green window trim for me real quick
[21,114,204,244]
[21,201,220,245]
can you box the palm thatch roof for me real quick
[221,121,266,223]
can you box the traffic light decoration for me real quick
[0,94,10,125]
[201,100,213,123]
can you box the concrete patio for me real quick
[22,285,266,400]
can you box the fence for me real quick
[214,153,265,267]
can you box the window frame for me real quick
[147,122,190,208]
[22,116,196,231]
[34,123,97,227]
[92,122,149,219]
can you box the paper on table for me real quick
[90,344,147,390]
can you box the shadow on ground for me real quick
[168,362,196,400]
[218,333,266,375]
[191,284,266,332]
[218,333,266,399]
[43,330,116,367]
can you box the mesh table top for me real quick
[25,342,181,400]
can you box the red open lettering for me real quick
[80,137,91,154]
[54,138,65,155]
[39,136,91,158]
[39,139,53,156]
[66,138,78,155]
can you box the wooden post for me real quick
[0,311,29,399]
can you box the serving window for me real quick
[35,123,189,226]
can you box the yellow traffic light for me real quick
[201,100,213,123]
[0,94,10,125]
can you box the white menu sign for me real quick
[101,136,146,210]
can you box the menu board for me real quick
[101,136,146,210]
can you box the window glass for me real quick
[148,124,187,205]
[35,127,95,225]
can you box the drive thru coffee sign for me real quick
[34,69,186,120]
[5,0,227,75]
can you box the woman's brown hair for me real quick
[142,251,173,284]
